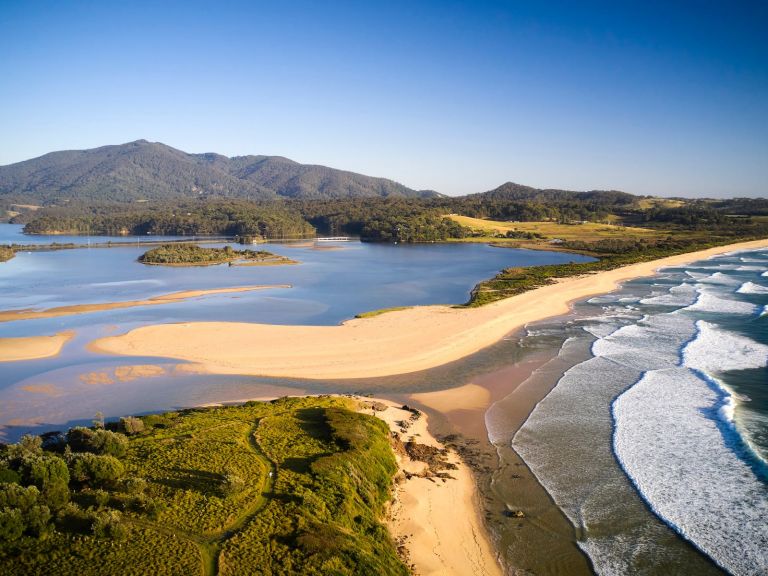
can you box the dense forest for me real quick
[14,192,768,245]
[20,200,316,239]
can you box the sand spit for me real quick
[0,330,75,362]
[90,239,768,379]
[0,284,291,323]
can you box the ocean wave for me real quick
[740,256,768,263]
[684,270,709,280]
[695,271,742,285]
[613,368,768,576]
[736,265,766,272]
[639,282,697,306]
[683,288,757,315]
[682,320,768,374]
[591,313,695,371]
[737,281,768,294]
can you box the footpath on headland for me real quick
[87,238,768,379]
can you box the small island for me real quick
[138,243,297,267]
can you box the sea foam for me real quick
[683,320,768,374]
[613,368,768,576]
[696,271,742,285]
[737,281,768,294]
[639,282,697,306]
[684,288,757,315]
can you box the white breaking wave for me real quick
[613,369,768,576]
[592,313,694,371]
[696,271,742,285]
[737,281,768,295]
[683,320,768,374]
[684,288,757,315]
[639,282,697,306]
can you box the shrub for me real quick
[120,416,145,435]
[92,510,128,540]
[70,454,125,488]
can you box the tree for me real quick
[70,453,125,488]
[120,416,145,435]
[0,508,24,541]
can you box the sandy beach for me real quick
[89,239,768,379]
[0,330,75,362]
[0,284,290,323]
[363,399,502,576]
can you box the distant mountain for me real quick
[0,140,436,203]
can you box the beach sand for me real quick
[0,330,74,362]
[0,284,291,323]
[363,399,503,576]
[89,239,768,379]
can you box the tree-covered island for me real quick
[138,243,298,267]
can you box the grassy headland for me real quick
[139,244,297,267]
[0,396,408,576]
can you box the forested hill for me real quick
[0,140,436,203]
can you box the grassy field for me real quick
[447,214,661,243]
[0,397,407,576]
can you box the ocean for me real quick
[488,248,768,575]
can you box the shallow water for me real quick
[0,223,594,440]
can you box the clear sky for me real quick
[0,0,766,197]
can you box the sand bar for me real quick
[90,239,768,379]
[0,331,74,362]
[0,284,290,323]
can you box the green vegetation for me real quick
[354,306,412,319]
[21,199,316,239]
[0,397,407,576]
[465,235,755,306]
[138,244,297,267]
[0,246,14,262]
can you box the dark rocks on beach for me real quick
[504,508,526,519]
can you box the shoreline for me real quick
[88,238,768,379]
[0,284,291,324]
[0,330,75,362]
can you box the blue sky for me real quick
[1,0,766,197]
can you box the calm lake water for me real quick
[0,223,593,438]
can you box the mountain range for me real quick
[0,140,437,203]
